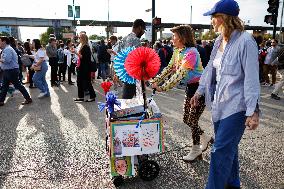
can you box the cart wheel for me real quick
[139,160,160,181]
[113,175,124,187]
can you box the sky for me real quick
[0,0,282,40]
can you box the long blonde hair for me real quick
[79,33,89,52]
[214,13,244,41]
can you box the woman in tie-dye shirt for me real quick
[151,25,213,162]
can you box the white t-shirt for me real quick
[64,49,72,66]
[213,49,223,83]
[34,49,46,63]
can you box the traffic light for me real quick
[264,14,277,25]
[265,0,280,38]
[267,0,279,14]
[153,17,161,27]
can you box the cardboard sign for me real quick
[110,119,164,157]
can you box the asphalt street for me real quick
[0,73,283,189]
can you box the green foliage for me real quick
[89,34,106,41]
[40,27,73,46]
[263,33,273,41]
[202,30,219,40]
[0,31,10,37]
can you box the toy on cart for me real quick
[99,47,162,187]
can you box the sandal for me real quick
[85,98,96,102]
[73,98,84,102]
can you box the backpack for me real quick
[57,48,64,64]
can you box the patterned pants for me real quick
[183,94,206,145]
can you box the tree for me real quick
[202,30,219,40]
[0,31,10,37]
[89,34,106,41]
[40,27,55,46]
[263,33,273,41]
[39,27,72,46]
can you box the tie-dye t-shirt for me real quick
[152,47,203,92]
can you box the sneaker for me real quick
[21,98,32,105]
[200,133,214,152]
[270,84,274,87]
[38,92,48,99]
[183,145,202,162]
[271,93,280,100]
[74,98,84,102]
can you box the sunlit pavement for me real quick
[0,73,283,189]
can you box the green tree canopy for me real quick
[202,30,219,40]
[89,34,106,41]
[39,27,72,46]
[0,31,10,37]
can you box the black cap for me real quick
[133,19,146,29]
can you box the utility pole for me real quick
[273,11,278,38]
[190,5,192,24]
[280,0,284,42]
[152,0,155,46]
[73,0,76,36]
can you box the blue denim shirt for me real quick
[197,30,260,122]
[0,45,19,70]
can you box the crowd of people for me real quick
[0,0,283,188]
[257,37,284,100]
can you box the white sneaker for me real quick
[200,133,214,152]
[38,92,47,99]
[183,145,202,162]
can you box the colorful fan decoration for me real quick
[101,81,113,94]
[113,47,136,84]
[124,47,161,81]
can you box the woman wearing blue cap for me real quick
[190,0,260,188]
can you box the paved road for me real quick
[0,74,283,189]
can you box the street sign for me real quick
[68,5,73,17]
[75,6,80,18]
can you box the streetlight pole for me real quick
[107,0,110,40]
[152,0,155,46]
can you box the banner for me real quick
[75,6,80,18]
[68,5,73,17]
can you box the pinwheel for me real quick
[124,47,161,81]
[113,47,136,84]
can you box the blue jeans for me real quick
[0,68,31,102]
[206,111,246,189]
[99,62,109,80]
[32,62,49,95]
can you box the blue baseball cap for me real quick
[203,0,240,16]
